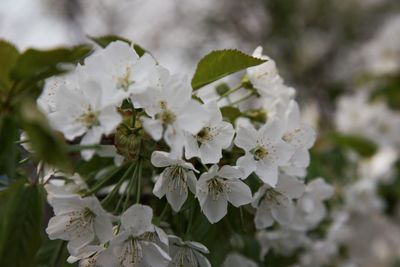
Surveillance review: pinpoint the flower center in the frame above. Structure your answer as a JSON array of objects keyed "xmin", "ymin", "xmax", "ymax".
[
  {"xmin": 78, "ymin": 106, "xmax": 99, "ymax": 128},
  {"xmin": 160, "ymin": 110, "xmax": 176, "ymax": 124},
  {"xmin": 158, "ymin": 101, "xmax": 176, "ymax": 125},
  {"xmin": 65, "ymin": 208, "xmax": 95, "ymax": 237},
  {"xmin": 250, "ymin": 145, "xmax": 268, "ymax": 160},
  {"xmin": 207, "ymin": 177, "xmax": 227, "ymax": 200},
  {"xmin": 120, "ymin": 237, "xmax": 143, "ymax": 266},
  {"xmin": 196, "ymin": 127, "xmax": 214, "ymax": 144},
  {"xmin": 283, "ymin": 128, "xmax": 301, "ymax": 143},
  {"xmin": 116, "ymin": 67, "xmax": 134, "ymax": 91},
  {"xmin": 259, "ymin": 188, "xmax": 283, "ymax": 206},
  {"xmin": 173, "ymin": 247, "xmax": 198, "ymax": 267},
  {"xmin": 165, "ymin": 166, "xmax": 188, "ymax": 196}
]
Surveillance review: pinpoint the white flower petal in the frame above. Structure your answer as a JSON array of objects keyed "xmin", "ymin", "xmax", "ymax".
[
  {"xmin": 121, "ymin": 204, "xmax": 154, "ymax": 236},
  {"xmin": 93, "ymin": 215, "xmax": 113, "ymax": 243},
  {"xmin": 273, "ymin": 140, "xmax": 295, "ymax": 165},
  {"xmin": 218, "ymin": 165, "xmax": 243, "ymax": 179},
  {"xmin": 234, "ymin": 125, "xmax": 258, "ymax": 150},
  {"xmin": 187, "ymin": 171, "xmax": 197, "ymax": 194},
  {"xmin": 201, "ymin": 195, "xmax": 228, "ymax": 224},
  {"xmin": 308, "ymin": 178, "xmax": 334, "ymax": 200},
  {"xmin": 199, "ymin": 141, "xmax": 222, "ymax": 164},
  {"xmin": 178, "ymin": 101, "xmax": 209, "ymax": 134},
  {"xmin": 259, "ymin": 119, "xmax": 284, "ymax": 142},
  {"xmin": 98, "ymin": 106, "xmax": 122, "ymax": 134},
  {"xmin": 276, "ymin": 175, "xmax": 305, "ymax": 199},
  {"xmin": 141, "ymin": 241, "xmax": 171, "ymax": 267},
  {"xmin": 166, "ymin": 183, "xmax": 188, "ymax": 212},
  {"xmin": 151, "ymin": 151, "xmax": 175, "ymax": 167},
  {"xmin": 290, "ymin": 148, "xmax": 310, "ymax": 168},
  {"xmin": 271, "ymin": 197, "xmax": 295, "ymax": 226},
  {"xmin": 142, "ymin": 117, "xmax": 163, "ymax": 141},
  {"xmin": 254, "ymin": 202, "xmax": 274, "ymax": 229},
  {"xmin": 194, "ymin": 251, "xmax": 212, "ymax": 267},
  {"xmin": 153, "ymin": 175, "xmax": 168, "ymax": 198},
  {"xmin": 184, "ymin": 134, "xmax": 200, "ymax": 160},
  {"xmin": 226, "ymin": 180, "xmax": 253, "ymax": 207},
  {"xmin": 236, "ymin": 154, "xmax": 257, "ymax": 179},
  {"xmin": 255, "ymin": 160, "xmax": 279, "ymax": 186},
  {"xmin": 187, "ymin": 241, "xmax": 210, "ymax": 254}
]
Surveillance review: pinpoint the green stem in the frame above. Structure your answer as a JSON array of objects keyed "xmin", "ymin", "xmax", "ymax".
[
  {"xmin": 158, "ymin": 204, "xmax": 170, "ymax": 222},
  {"xmin": 230, "ymin": 92, "xmax": 255, "ymax": 106},
  {"xmin": 122, "ymin": 161, "xmax": 140, "ymax": 211},
  {"xmin": 185, "ymin": 202, "xmax": 196, "ymax": 239},
  {"xmin": 198, "ymin": 159, "xmax": 209, "ymax": 171},
  {"xmin": 52, "ymin": 241, "xmax": 66, "ymax": 267},
  {"xmin": 18, "ymin": 157, "xmax": 31, "ymax": 165},
  {"xmin": 217, "ymin": 84, "xmax": 242, "ymax": 102},
  {"xmin": 67, "ymin": 144, "xmax": 101, "ymax": 152},
  {"xmin": 135, "ymin": 160, "xmax": 143, "ymax": 203},
  {"xmin": 101, "ymin": 164, "xmax": 135, "ymax": 205},
  {"xmin": 85, "ymin": 166, "xmax": 122, "ymax": 197},
  {"xmin": 15, "ymin": 139, "xmax": 30, "ymax": 144}
]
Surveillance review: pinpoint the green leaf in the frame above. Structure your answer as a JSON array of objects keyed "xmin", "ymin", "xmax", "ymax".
[
  {"xmin": 329, "ymin": 133, "xmax": 378, "ymax": 158},
  {"xmin": 18, "ymin": 101, "xmax": 71, "ymax": 171},
  {"xmin": 371, "ymin": 79, "xmax": 400, "ymax": 110},
  {"xmin": 215, "ymin": 83, "xmax": 231, "ymax": 96},
  {"xmin": 191, "ymin": 49, "xmax": 266, "ymax": 90},
  {"xmin": 0, "ymin": 180, "xmax": 44, "ymax": 267},
  {"xmin": 0, "ymin": 40, "xmax": 19, "ymax": 90},
  {"xmin": 242, "ymin": 108, "xmax": 267, "ymax": 123},
  {"xmin": 11, "ymin": 44, "xmax": 93, "ymax": 81},
  {"xmin": 89, "ymin": 35, "xmax": 146, "ymax": 57},
  {"xmin": 220, "ymin": 106, "xmax": 242, "ymax": 123},
  {"xmin": 0, "ymin": 116, "xmax": 19, "ymax": 179}
]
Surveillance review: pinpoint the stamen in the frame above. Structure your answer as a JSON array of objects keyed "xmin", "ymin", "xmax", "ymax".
[
  {"xmin": 196, "ymin": 126, "xmax": 216, "ymax": 144},
  {"xmin": 120, "ymin": 237, "xmax": 143, "ymax": 266},
  {"xmin": 165, "ymin": 166, "xmax": 189, "ymax": 196},
  {"xmin": 65, "ymin": 208, "xmax": 95, "ymax": 238},
  {"xmin": 207, "ymin": 177, "xmax": 228, "ymax": 200},
  {"xmin": 77, "ymin": 106, "xmax": 99, "ymax": 128},
  {"xmin": 116, "ymin": 67, "xmax": 134, "ymax": 91},
  {"xmin": 157, "ymin": 101, "xmax": 176, "ymax": 124},
  {"xmin": 250, "ymin": 145, "xmax": 269, "ymax": 160}
]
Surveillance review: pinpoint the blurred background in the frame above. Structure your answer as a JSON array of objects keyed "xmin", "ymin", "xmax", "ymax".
[{"xmin": 2, "ymin": 0, "xmax": 400, "ymax": 266}]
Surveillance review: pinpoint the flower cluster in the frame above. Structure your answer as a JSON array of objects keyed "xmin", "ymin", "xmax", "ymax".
[{"xmin": 37, "ymin": 41, "xmax": 333, "ymax": 266}]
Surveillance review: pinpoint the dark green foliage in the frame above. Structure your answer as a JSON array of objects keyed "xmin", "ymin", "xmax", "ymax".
[
  {"xmin": 328, "ymin": 132, "xmax": 378, "ymax": 158},
  {"xmin": 89, "ymin": 35, "xmax": 147, "ymax": 57},
  {"xmin": 0, "ymin": 40, "xmax": 20, "ymax": 90},
  {"xmin": 191, "ymin": 49, "xmax": 266, "ymax": 90},
  {"xmin": 11, "ymin": 45, "xmax": 93, "ymax": 81},
  {"xmin": 0, "ymin": 180, "xmax": 44, "ymax": 267}
]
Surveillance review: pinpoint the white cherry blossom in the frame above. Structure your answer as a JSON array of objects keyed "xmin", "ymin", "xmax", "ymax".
[
  {"xmin": 256, "ymin": 228, "xmax": 310, "ymax": 258},
  {"xmin": 196, "ymin": 165, "xmax": 252, "ymax": 223},
  {"xmin": 247, "ymin": 46, "xmax": 295, "ymax": 102},
  {"xmin": 151, "ymin": 151, "xmax": 198, "ymax": 212},
  {"xmin": 281, "ymin": 100, "xmax": 316, "ymax": 177},
  {"xmin": 48, "ymin": 76, "xmax": 122, "ymax": 160},
  {"xmin": 252, "ymin": 174, "xmax": 305, "ymax": 229},
  {"xmin": 184, "ymin": 101, "xmax": 235, "ymax": 164},
  {"xmin": 67, "ymin": 245, "xmax": 110, "ymax": 267},
  {"xmin": 140, "ymin": 73, "xmax": 209, "ymax": 155},
  {"xmin": 292, "ymin": 178, "xmax": 334, "ymax": 230},
  {"xmin": 84, "ymin": 40, "xmax": 159, "ymax": 105},
  {"xmin": 344, "ymin": 178, "xmax": 384, "ymax": 214},
  {"xmin": 46, "ymin": 195, "xmax": 114, "ymax": 255},
  {"xmin": 235, "ymin": 119, "xmax": 294, "ymax": 186},
  {"xmin": 222, "ymin": 253, "xmax": 258, "ymax": 267},
  {"xmin": 98, "ymin": 204, "xmax": 171, "ymax": 267},
  {"xmin": 168, "ymin": 235, "xmax": 211, "ymax": 267}
]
